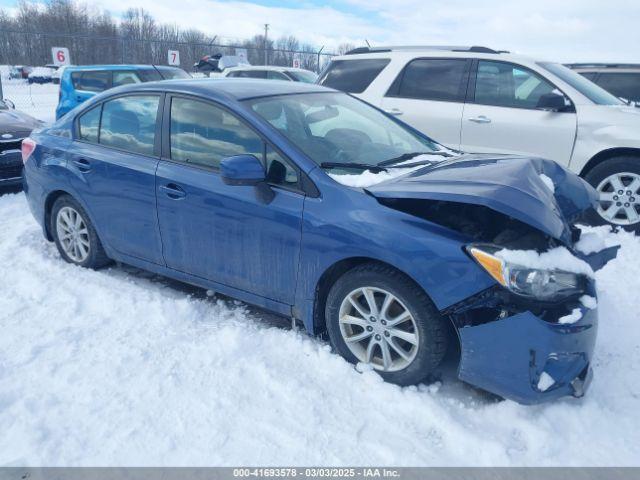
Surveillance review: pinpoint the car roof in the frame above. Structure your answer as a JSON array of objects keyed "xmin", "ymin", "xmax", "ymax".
[
  {"xmin": 64, "ymin": 64, "xmax": 181, "ymax": 72},
  {"xmin": 224, "ymin": 65, "xmax": 312, "ymax": 73},
  {"xmin": 110, "ymin": 77, "xmax": 330, "ymax": 101}
]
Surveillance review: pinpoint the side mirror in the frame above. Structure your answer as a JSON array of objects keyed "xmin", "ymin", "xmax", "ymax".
[
  {"xmin": 220, "ymin": 154, "xmax": 275, "ymax": 204},
  {"xmin": 536, "ymin": 92, "xmax": 568, "ymax": 112},
  {"xmin": 220, "ymin": 154, "xmax": 265, "ymax": 186},
  {"xmin": 3, "ymin": 99, "xmax": 15, "ymax": 109}
]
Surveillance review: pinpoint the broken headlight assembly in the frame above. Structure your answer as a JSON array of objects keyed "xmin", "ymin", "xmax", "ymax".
[{"xmin": 467, "ymin": 245, "xmax": 587, "ymax": 302}]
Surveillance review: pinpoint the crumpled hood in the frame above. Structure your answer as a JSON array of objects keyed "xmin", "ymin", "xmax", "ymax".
[{"xmin": 366, "ymin": 155, "xmax": 598, "ymax": 245}]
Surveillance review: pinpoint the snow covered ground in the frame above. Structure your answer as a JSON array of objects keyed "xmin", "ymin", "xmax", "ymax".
[
  {"xmin": 2, "ymin": 80, "xmax": 58, "ymax": 123},
  {"xmin": 0, "ymin": 192, "xmax": 639, "ymax": 466}
]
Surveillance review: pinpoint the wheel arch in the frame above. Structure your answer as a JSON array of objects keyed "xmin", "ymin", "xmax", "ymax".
[
  {"xmin": 579, "ymin": 147, "xmax": 640, "ymax": 177},
  {"xmin": 43, "ymin": 189, "xmax": 74, "ymax": 241}
]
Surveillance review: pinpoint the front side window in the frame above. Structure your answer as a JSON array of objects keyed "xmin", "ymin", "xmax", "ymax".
[
  {"xmin": 285, "ymin": 70, "xmax": 318, "ymax": 83},
  {"xmin": 248, "ymin": 92, "xmax": 441, "ymax": 168},
  {"xmin": 72, "ymin": 71, "xmax": 110, "ymax": 92},
  {"xmin": 391, "ymin": 59, "xmax": 468, "ymax": 102},
  {"xmin": 170, "ymin": 97, "xmax": 262, "ymax": 169},
  {"xmin": 596, "ymin": 73, "xmax": 640, "ymax": 102},
  {"xmin": 99, "ymin": 95, "xmax": 160, "ymax": 155},
  {"xmin": 78, "ymin": 106, "xmax": 101, "ymax": 143},
  {"xmin": 318, "ymin": 59, "xmax": 390, "ymax": 94},
  {"xmin": 474, "ymin": 61, "xmax": 559, "ymax": 109},
  {"xmin": 113, "ymin": 71, "xmax": 142, "ymax": 87}
]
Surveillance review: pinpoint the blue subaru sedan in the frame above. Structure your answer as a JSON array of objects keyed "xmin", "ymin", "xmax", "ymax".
[{"xmin": 22, "ymin": 79, "xmax": 615, "ymax": 404}]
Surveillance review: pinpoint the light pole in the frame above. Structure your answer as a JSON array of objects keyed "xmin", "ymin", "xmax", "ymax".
[{"xmin": 263, "ymin": 23, "xmax": 269, "ymax": 65}]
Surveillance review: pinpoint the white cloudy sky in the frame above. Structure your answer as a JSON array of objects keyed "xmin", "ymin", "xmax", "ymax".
[{"xmin": 5, "ymin": 0, "xmax": 640, "ymax": 62}]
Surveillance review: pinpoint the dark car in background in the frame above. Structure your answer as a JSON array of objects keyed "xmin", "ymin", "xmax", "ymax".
[
  {"xmin": 0, "ymin": 99, "xmax": 42, "ymax": 188},
  {"xmin": 55, "ymin": 64, "xmax": 191, "ymax": 119},
  {"xmin": 567, "ymin": 64, "xmax": 640, "ymax": 104}
]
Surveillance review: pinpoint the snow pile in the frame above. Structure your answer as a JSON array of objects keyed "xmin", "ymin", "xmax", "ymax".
[
  {"xmin": 496, "ymin": 246, "xmax": 594, "ymax": 276},
  {"xmin": 558, "ymin": 308, "xmax": 582, "ymax": 325},
  {"xmin": 537, "ymin": 372, "xmax": 555, "ymax": 392},
  {"xmin": 0, "ymin": 193, "xmax": 640, "ymax": 466},
  {"xmin": 539, "ymin": 174, "xmax": 555, "ymax": 193}
]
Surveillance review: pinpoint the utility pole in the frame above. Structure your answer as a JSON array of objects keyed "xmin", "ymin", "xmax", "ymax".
[{"xmin": 264, "ymin": 23, "xmax": 269, "ymax": 65}]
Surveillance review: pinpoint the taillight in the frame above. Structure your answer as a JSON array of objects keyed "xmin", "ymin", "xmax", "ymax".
[{"xmin": 21, "ymin": 137, "xmax": 36, "ymax": 164}]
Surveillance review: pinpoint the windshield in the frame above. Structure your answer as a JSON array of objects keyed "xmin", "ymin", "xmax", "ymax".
[
  {"xmin": 285, "ymin": 70, "xmax": 318, "ymax": 83},
  {"xmin": 246, "ymin": 92, "xmax": 441, "ymax": 168},
  {"xmin": 539, "ymin": 62, "xmax": 624, "ymax": 105}
]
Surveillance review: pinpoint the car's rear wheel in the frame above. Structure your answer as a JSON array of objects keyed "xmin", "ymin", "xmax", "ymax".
[
  {"xmin": 583, "ymin": 157, "xmax": 640, "ymax": 231},
  {"xmin": 51, "ymin": 195, "xmax": 110, "ymax": 269},
  {"xmin": 325, "ymin": 263, "xmax": 447, "ymax": 386}
]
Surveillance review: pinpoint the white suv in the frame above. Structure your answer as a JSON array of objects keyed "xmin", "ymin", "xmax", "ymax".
[{"xmin": 318, "ymin": 46, "xmax": 640, "ymax": 229}]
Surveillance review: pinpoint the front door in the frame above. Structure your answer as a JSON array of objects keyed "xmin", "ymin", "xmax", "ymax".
[
  {"xmin": 460, "ymin": 60, "xmax": 577, "ymax": 166},
  {"xmin": 155, "ymin": 95, "xmax": 304, "ymax": 304},
  {"xmin": 380, "ymin": 58, "xmax": 471, "ymax": 148}
]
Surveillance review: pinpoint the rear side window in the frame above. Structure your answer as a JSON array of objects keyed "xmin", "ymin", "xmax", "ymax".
[
  {"xmin": 318, "ymin": 59, "xmax": 390, "ymax": 93},
  {"xmin": 233, "ymin": 70, "xmax": 267, "ymax": 79},
  {"xmin": 77, "ymin": 106, "xmax": 101, "ymax": 143},
  {"xmin": 99, "ymin": 95, "xmax": 160, "ymax": 155},
  {"xmin": 596, "ymin": 73, "xmax": 640, "ymax": 102},
  {"xmin": 388, "ymin": 59, "xmax": 469, "ymax": 102},
  {"xmin": 169, "ymin": 97, "xmax": 262, "ymax": 169},
  {"xmin": 578, "ymin": 72, "xmax": 599, "ymax": 81},
  {"xmin": 137, "ymin": 69, "xmax": 163, "ymax": 82},
  {"xmin": 267, "ymin": 71, "xmax": 289, "ymax": 80},
  {"xmin": 72, "ymin": 71, "xmax": 110, "ymax": 92}
]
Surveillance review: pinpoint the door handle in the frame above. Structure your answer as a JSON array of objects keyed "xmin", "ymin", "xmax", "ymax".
[
  {"xmin": 72, "ymin": 158, "xmax": 91, "ymax": 172},
  {"xmin": 160, "ymin": 183, "xmax": 186, "ymax": 200},
  {"xmin": 385, "ymin": 108, "xmax": 403, "ymax": 116},
  {"xmin": 468, "ymin": 115, "xmax": 492, "ymax": 124}
]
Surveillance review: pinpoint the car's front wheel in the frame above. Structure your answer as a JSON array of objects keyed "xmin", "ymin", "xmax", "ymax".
[
  {"xmin": 584, "ymin": 157, "xmax": 640, "ymax": 231},
  {"xmin": 51, "ymin": 195, "xmax": 110, "ymax": 269},
  {"xmin": 325, "ymin": 263, "xmax": 448, "ymax": 386}
]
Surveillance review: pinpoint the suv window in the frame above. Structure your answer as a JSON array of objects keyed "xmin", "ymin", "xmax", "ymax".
[
  {"xmin": 99, "ymin": 95, "xmax": 160, "ymax": 155},
  {"xmin": 596, "ymin": 73, "xmax": 640, "ymax": 102},
  {"xmin": 78, "ymin": 106, "xmax": 101, "ymax": 143},
  {"xmin": 474, "ymin": 61, "xmax": 557, "ymax": 109},
  {"xmin": 267, "ymin": 71, "xmax": 289, "ymax": 80},
  {"xmin": 113, "ymin": 71, "xmax": 142, "ymax": 87},
  {"xmin": 72, "ymin": 70, "xmax": 110, "ymax": 92},
  {"xmin": 170, "ymin": 97, "xmax": 262, "ymax": 169},
  {"xmin": 389, "ymin": 58, "xmax": 468, "ymax": 102},
  {"xmin": 318, "ymin": 59, "xmax": 390, "ymax": 94},
  {"xmin": 229, "ymin": 70, "xmax": 267, "ymax": 79}
]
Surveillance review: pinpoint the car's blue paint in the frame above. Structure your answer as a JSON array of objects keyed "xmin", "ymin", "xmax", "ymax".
[
  {"xmin": 368, "ymin": 155, "xmax": 598, "ymax": 245},
  {"xmin": 220, "ymin": 154, "xmax": 266, "ymax": 185},
  {"xmin": 24, "ymin": 78, "xmax": 605, "ymax": 404}
]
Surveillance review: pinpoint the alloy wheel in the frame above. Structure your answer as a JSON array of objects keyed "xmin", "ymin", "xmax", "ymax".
[
  {"xmin": 338, "ymin": 286, "xmax": 419, "ymax": 372},
  {"xmin": 56, "ymin": 206, "xmax": 91, "ymax": 263},
  {"xmin": 596, "ymin": 172, "xmax": 640, "ymax": 225}
]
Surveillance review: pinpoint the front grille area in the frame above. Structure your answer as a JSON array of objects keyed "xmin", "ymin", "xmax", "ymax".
[
  {"xmin": 0, "ymin": 164, "xmax": 22, "ymax": 180},
  {"xmin": 0, "ymin": 139, "xmax": 23, "ymax": 153}
]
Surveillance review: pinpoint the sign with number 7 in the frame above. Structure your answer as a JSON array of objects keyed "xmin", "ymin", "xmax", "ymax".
[{"xmin": 168, "ymin": 50, "xmax": 180, "ymax": 66}]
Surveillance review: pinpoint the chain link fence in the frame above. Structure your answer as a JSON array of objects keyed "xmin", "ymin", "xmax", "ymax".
[{"xmin": 0, "ymin": 30, "xmax": 335, "ymax": 121}]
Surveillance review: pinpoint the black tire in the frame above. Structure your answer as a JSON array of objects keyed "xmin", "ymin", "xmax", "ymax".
[
  {"xmin": 583, "ymin": 157, "xmax": 640, "ymax": 232},
  {"xmin": 325, "ymin": 262, "xmax": 448, "ymax": 386},
  {"xmin": 50, "ymin": 195, "xmax": 111, "ymax": 269}
]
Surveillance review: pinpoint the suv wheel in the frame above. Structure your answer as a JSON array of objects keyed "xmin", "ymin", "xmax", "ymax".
[
  {"xmin": 325, "ymin": 263, "xmax": 447, "ymax": 386},
  {"xmin": 584, "ymin": 157, "xmax": 640, "ymax": 231},
  {"xmin": 51, "ymin": 195, "xmax": 111, "ymax": 268}
]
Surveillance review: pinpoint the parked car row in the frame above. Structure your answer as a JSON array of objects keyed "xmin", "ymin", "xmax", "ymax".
[{"xmin": 318, "ymin": 46, "xmax": 640, "ymax": 229}]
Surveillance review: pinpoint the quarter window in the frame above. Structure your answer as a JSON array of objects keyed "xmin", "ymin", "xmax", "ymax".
[
  {"xmin": 392, "ymin": 59, "xmax": 469, "ymax": 102},
  {"xmin": 318, "ymin": 59, "xmax": 390, "ymax": 94},
  {"xmin": 170, "ymin": 97, "xmax": 262, "ymax": 169},
  {"xmin": 474, "ymin": 61, "xmax": 558, "ymax": 109},
  {"xmin": 77, "ymin": 106, "xmax": 101, "ymax": 143},
  {"xmin": 99, "ymin": 95, "xmax": 160, "ymax": 155}
]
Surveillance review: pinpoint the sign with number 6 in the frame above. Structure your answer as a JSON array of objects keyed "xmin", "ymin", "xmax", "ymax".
[
  {"xmin": 51, "ymin": 47, "xmax": 70, "ymax": 66},
  {"xmin": 168, "ymin": 50, "xmax": 180, "ymax": 66}
]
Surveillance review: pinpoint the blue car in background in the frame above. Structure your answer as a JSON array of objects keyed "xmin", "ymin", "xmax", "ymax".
[
  {"xmin": 23, "ymin": 79, "xmax": 617, "ymax": 404},
  {"xmin": 55, "ymin": 64, "xmax": 190, "ymax": 119}
]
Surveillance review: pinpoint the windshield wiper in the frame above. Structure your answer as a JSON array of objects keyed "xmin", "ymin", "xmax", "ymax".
[
  {"xmin": 377, "ymin": 150, "xmax": 454, "ymax": 167},
  {"xmin": 320, "ymin": 162, "xmax": 387, "ymax": 173}
]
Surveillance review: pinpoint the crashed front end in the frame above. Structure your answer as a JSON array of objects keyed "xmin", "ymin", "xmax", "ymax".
[{"xmin": 368, "ymin": 155, "xmax": 618, "ymax": 404}]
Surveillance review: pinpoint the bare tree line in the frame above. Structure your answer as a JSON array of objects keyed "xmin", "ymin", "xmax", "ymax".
[{"xmin": 0, "ymin": 0, "xmax": 348, "ymax": 71}]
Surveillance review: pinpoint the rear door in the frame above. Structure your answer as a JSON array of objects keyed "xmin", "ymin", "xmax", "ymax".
[
  {"xmin": 380, "ymin": 58, "xmax": 471, "ymax": 148},
  {"xmin": 66, "ymin": 93, "xmax": 164, "ymax": 264},
  {"xmin": 460, "ymin": 60, "xmax": 577, "ymax": 165}
]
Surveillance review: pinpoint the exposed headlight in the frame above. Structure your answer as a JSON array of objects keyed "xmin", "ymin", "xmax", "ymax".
[{"xmin": 467, "ymin": 245, "xmax": 586, "ymax": 301}]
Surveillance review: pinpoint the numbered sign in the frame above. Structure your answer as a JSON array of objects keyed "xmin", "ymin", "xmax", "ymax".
[
  {"xmin": 167, "ymin": 50, "xmax": 180, "ymax": 66},
  {"xmin": 51, "ymin": 47, "xmax": 70, "ymax": 66},
  {"xmin": 292, "ymin": 55, "xmax": 301, "ymax": 69},
  {"xmin": 235, "ymin": 48, "xmax": 248, "ymax": 63}
]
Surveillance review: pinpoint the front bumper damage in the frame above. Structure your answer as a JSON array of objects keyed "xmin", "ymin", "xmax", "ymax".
[{"xmin": 450, "ymin": 283, "xmax": 598, "ymax": 404}]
